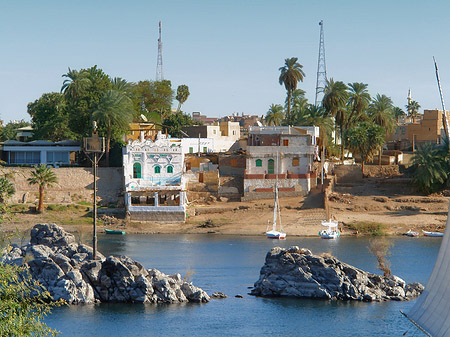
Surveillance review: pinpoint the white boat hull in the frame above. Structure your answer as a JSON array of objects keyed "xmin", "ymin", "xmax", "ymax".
[
  {"xmin": 319, "ymin": 230, "xmax": 340, "ymax": 239},
  {"xmin": 422, "ymin": 230, "xmax": 444, "ymax": 237},
  {"xmin": 266, "ymin": 230, "xmax": 286, "ymax": 239}
]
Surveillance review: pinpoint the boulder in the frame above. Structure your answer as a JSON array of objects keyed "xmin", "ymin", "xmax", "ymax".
[
  {"xmin": 3, "ymin": 223, "xmax": 210, "ymax": 305},
  {"xmin": 250, "ymin": 246, "xmax": 423, "ymax": 302}
]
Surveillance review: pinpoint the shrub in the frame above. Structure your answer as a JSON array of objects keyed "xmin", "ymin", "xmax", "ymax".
[
  {"xmin": 368, "ymin": 238, "xmax": 393, "ymax": 277},
  {"xmin": 347, "ymin": 222, "xmax": 386, "ymax": 236}
]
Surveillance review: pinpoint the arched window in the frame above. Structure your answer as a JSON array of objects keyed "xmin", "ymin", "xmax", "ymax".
[
  {"xmin": 167, "ymin": 165, "xmax": 173, "ymax": 174},
  {"xmin": 154, "ymin": 165, "xmax": 161, "ymax": 174},
  {"xmin": 255, "ymin": 159, "xmax": 262, "ymax": 167},
  {"xmin": 268, "ymin": 159, "xmax": 274, "ymax": 174},
  {"xmin": 133, "ymin": 163, "xmax": 141, "ymax": 179}
]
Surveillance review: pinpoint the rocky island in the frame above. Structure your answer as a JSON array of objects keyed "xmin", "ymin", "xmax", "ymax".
[
  {"xmin": 2, "ymin": 223, "xmax": 210, "ymax": 304},
  {"xmin": 251, "ymin": 246, "xmax": 424, "ymax": 302}
]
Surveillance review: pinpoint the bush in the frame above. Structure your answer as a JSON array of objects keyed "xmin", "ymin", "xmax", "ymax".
[
  {"xmin": 368, "ymin": 238, "xmax": 393, "ymax": 277},
  {"xmin": 347, "ymin": 222, "xmax": 386, "ymax": 236}
]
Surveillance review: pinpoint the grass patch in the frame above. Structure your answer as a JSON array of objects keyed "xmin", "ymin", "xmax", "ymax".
[
  {"xmin": 77, "ymin": 201, "xmax": 91, "ymax": 206},
  {"xmin": 347, "ymin": 221, "xmax": 387, "ymax": 236},
  {"xmin": 9, "ymin": 204, "xmax": 30, "ymax": 213}
]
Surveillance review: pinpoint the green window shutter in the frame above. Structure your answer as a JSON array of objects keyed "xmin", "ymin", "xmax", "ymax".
[
  {"xmin": 167, "ymin": 166, "xmax": 173, "ymax": 174},
  {"xmin": 256, "ymin": 159, "xmax": 262, "ymax": 167},
  {"xmin": 133, "ymin": 163, "xmax": 141, "ymax": 178},
  {"xmin": 154, "ymin": 166, "xmax": 161, "ymax": 174}
]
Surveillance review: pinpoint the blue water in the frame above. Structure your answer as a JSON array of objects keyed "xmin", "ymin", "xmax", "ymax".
[{"xmin": 45, "ymin": 235, "xmax": 441, "ymax": 336}]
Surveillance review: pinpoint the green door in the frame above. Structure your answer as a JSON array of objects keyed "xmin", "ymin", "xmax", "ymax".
[{"xmin": 268, "ymin": 159, "xmax": 274, "ymax": 174}]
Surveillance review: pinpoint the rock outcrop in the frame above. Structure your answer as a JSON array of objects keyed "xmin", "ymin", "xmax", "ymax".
[
  {"xmin": 2, "ymin": 224, "xmax": 210, "ymax": 304},
  {"xmin": 250, "ymin": 246, "xmax": 423, "ymax": 302}
]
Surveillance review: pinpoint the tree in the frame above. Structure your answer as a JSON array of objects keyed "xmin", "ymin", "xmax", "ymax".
[
  {"xmin": 368, "ymin": 238, "xmax": 393, "ymax": 277},
  {"xmin": 406, "ymin": 100, "xmax": 421, "ymax": 123},
  {"xmin": 345, "ymin": 122, "xmax": 385, "ymax": 173},
  {"xmin": 27, "ymin": 165, "xmax": 58, "ymax": 213},
  {"xmin": 411, "ymin": 142, "xmax": 449, "ymax": 194},
  {"xmin": 368, "ymin": 94, "xmax": 395, "ymax": 165},
  {"xmin": 62, "ymin": 66, "xmax": 112, "ymax": 138},
  {"xmin": 0, "ymin": 177, "xmax": 15, "ymax": 205},
  {"xmin": 130, "ymin": 80, "xmax": 174, "ymax": 120},
  {"xmin": 176, "ymin": 85, "xmax": 190, "ymax": 112},
  {"xmin": 346, "ymin": 82, "xmax": 371, "ymax": 129},
  {"xmin": 279, "ymin": 58, "xmax": 305, "ymax": 124},
  {"xmin": 265, "ymin": 104, "xmax": 284, "ymax": 126},
  {"xmin": 0, "ymin": 262, "xmax": 60, "ymax": 336},
  {"xmin": 27, "ymin": 92, "xmax": 75, "ymax": 141},
  {"xmin": 92, "ymin": 89, "xmax": 135, "ymax": 165},
  {"xmin": 322, "ymin": 79, "xmax": 349, "ymax": 160},
  {"xmin": 393, "ymin": 106, "xmax": 406, "ymax": 122},
  {"xmin": 1, "ymin": 120, "xmax": 31, "ymax": 141},
  {"xmin": 163, "ymin": 112, "xmax": 195, "ymax": 138}
]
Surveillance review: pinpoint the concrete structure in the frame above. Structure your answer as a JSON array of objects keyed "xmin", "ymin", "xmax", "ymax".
[
  {"xmin": 192, "ymin": 112, "xmax": 217, "ymax": 125},
  {"xmin": 123, "ymin": 132, "xmax": 186, "ymax": 222},
  {"xmin": 2, "ymin": 140, "xmax": 80, "ymax": 166},
  {"xmin": 124, "ymin": 121, "xmax": 158, "ymax": 143},
  {"xmin": 16, "ymin": 126, "xmax": 34, "ymax": 142},
  {"xmin": 182, "ymin": 121, "xmax": 240, "ymax": 153},
  {"xmin": 243, "ymin": 126, "xmax": 318, "ymax": 200}
]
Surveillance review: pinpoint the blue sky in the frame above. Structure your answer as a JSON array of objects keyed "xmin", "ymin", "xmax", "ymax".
[{"xmin": 1, "ymin": 0, "xmax": 450, "ymax": 123}]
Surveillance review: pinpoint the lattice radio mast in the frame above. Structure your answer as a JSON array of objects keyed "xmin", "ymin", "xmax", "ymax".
[
  {"xmin": 315, "ymin": 20, "xmax": 327, "ymax": 106},
  {"xmin": 156, "ymin": 21, "xmax": 164, "ymax": 81}
]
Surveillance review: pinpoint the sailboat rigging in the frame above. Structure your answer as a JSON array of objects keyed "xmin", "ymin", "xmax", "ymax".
[{"xmin": 266, "ymin": 151, "xmax": 286, "ymax": 239}]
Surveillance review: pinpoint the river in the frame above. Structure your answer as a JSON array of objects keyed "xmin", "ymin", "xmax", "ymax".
[{"xmin": 45, "ymin": 234, "xmax": 439, "ymax": 336}]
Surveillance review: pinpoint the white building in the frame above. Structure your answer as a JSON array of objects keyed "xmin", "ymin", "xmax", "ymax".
[
  {"xmin": 123, "ymin": 132, "xmax": 186, "ymax": 222},
  {"xmin": 181, "ymin": 121, "xmax": 240, "ymax": 153},
  {"xmin": 243, "ymin": 126, "xmax": 318, "ymax": 200}
]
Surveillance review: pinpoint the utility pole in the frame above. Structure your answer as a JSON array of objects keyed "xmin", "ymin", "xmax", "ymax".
[
  {"xmin": 315, "ymin": 20, "xmax": 327, "ymax": 106},
  {"xmin": 156, "ymin": 21, "xmax": 164, "ymax": 81}
]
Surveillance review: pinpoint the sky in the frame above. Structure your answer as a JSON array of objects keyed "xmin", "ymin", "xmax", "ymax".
[{"xmin": 1, "ymin": 0, "xmax": 450, "ymax": 123}]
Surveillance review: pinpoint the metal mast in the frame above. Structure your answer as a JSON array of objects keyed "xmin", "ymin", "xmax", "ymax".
[
  {"xmin": 315, "ymin": 20, "xmax": 327, "ymax": 106},
  {"xmin": 156, "ymin": 21, "xmax": 164, "ymax": 81},
  {"xmin": 434, "ymin": 56, "xmax": 450, "ymax": 140}
]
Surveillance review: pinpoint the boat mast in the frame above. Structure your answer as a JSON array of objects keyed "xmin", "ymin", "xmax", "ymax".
[{"xmin": 433, "ymin": 57, "xmax": 450, "ymax": 140}]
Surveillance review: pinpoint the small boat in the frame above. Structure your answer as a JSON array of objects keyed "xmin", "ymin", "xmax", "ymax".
[
  {"xmin": 422, "ymin": 230, "xmax": 444, "ymax": 237},
  {"xmin": 105, "ymin": 228, "xmax": 126, "ymax": 235},
  {"xmin": 319, "ymin": 220, "xmax": 340, "ymax": 239},
  {"xmin": 404, "ymin": 229, "xmax": 419, "ymax": 237},
  {"xmin": 266, "ymin": 152, "xmax": 286, "ymax": 240}
]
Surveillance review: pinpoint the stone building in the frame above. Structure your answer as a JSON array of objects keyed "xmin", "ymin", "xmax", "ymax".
[
  {"xmin": 123, "ymin": 132, "xmax": 186, "ymax": 222},
  {"xmin": 243, "ymin": 126, "xmax": 318, "ymax": 200},
  {"xmin": 182, "ymin": 121, "xmax": 240, "ymax": 153}
]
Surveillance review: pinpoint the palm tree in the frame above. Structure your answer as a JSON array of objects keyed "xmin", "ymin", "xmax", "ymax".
[
  {"xmin": 411, "ymin": 142, "xmax": 448, "ymax": 194},
  {"xmin": 111, "ymin": 77, "xmax": 132, "ymax": 94},
  {"xmin": 393, "ymin": 106, "xmax": 406, "ymax": 122},
  {"xmin": 92, "ymin": 90, "xmax": 135, "ymax": 165},
  {"xmin": 176, "ymin": 85, "xmax": 190, "ymax": 112},
  {"xmin": 61, "ymin": 68, "xmax": 91, "ymax": 101},
  {"xmin": 368, "ymin": 94, "xmax": 395, "ymax": 165},
  {"xmin": 406, "ymin": 100, "xmax": 421, "ymax": 123},
  {"xmin": 346, "ymin": 82, "xmax": 371, "ymax": 129},
  {"xmin": 0, "ymin": 177, "xmax": 15, "ymax": 204},
  {"xmin": 279, "ymin": 58, "xmax": 305, "ymax": 124},
  {"xmin": 27, "ymin": 165, "xmax": 58, "ymax": 213},
  {"xmin": 322, "ymin": 79, "xmax": 349, "ymax": 160},
  {"xmin": 265, "ymin": 104, "xmax": 285, "ymax": 126}
]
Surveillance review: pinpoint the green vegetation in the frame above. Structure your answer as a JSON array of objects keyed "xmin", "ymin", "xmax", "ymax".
[
  {"xmin": 347, "ymin": 221, "xmax": 387, "ymax": 236},
  {"xmin": 176, "ymin": 84, "xmax": 190, "ymax": 112},
  {"xmin": 265, "ymin": 104, "xmax": 285, "ymax": 126},
  {"xmin": 368, "ymin": 238, "xmax": 393, "ymax": 277},
  {"xmin": 279, "ymin": 57, "xmax": 305, "ymax": 124},
  {"xmin": 27, "ymin": 165, "xmax": 58, "ymax": 213},
  {"xmin": 0, "ymin": 120, "xmax": 31, "ymax": 141}
]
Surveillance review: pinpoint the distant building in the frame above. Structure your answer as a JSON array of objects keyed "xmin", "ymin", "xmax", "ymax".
[
  {"xmin": 390, "ymin": 109, "xmax": 444, "ymax": 150},
  {"xmin": 16, "ymin": 126, "xmax": 34, "ymax": 142},
  {"xmin": 219, "ymin": 113, "xmax": 262, "ymax": 129},
  {"xmin": 1, "ymin": 140, "xmax": 80, "ymax": 166},
  {"xmin": 243, "ymin": 126, "xmax": 318, "ymax": 200},
  {"xmin": 192, "ymin": 112, "xmax": 217, "ymax": 125},
  {"xmin": 182, "ymin": 121, "xmax": 240, "ymax": 153},
  {"xmin": 124, "ymin": 118, "xmax": 158, "ymax": 143},
  {"xmin": 123, "ymin": 132, "xmax": 186, "ymax": 222}
]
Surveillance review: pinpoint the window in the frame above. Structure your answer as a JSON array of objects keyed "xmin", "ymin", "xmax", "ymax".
[
  {"xmin": 189, "ymin": 147, "xmax": 193, "ymax": 153},
  {"xmin": 268, "ymin": 159, "xmax": 274, "ymax": 174},
  {"xmin": 401, "ymin": 128, "xmax": 406, "ymax": 134},
  {"xmin": 232, "ymin": 130, "xmax": 236, "ymax": 135},
  {"xmin": 292, "ymin": 158, "xmax": 299, "ymax": 166},
  {"xmin": 230, "ymin": 159, "xmax": 237, "ymax": 167},
  {"xmin": 154, "ymin": 165, "xmax": 161, "ymax": 174},
  {"xmin": 167, "ymin": 165, "xmax": 173, "ymax": 174},
  {"xmin": 256, "ymin": 159, "xmax": 262, "ymax": 167},
  {"xmin": 283, "ymin": 139, "xmax": 289, "ymax": 146},
  {"xmin": 9, "ymin": 151, "xmax": 40, "ymax": 164},
  {"xmin": 203, "ymin": 147, "xmax": 207, "ymax": 153},
  {"xmin": 213, "ymin": 130, "xmax": 217, "ymax": 134},
  {"xmin": 47, "ymin": 151, "xmax": 69, "ymax": 164},
  {"xmin": 133, "ymin": 163, "xmax": 141, "ymax": 178}
]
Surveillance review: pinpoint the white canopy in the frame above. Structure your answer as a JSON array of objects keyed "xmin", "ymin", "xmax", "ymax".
[{"xmin": 321, "ymin": 220, "xmax": 338, "ymax": 228}]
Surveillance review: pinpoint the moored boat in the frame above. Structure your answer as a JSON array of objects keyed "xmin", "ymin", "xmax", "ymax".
[
  {"xmin": 404, "ymin": 229, "xmax": 419, "ymax": 237},
  {"xmin": 319, "ymin": 220, "xmax": 340, "ymax": 239},
  {"xmin": 105, "ymin": 228, "xmax": 126, "ymax": 235},
  {"xmin": 422, "ymin": 230, "xmax": 443, "ymax": 237}
]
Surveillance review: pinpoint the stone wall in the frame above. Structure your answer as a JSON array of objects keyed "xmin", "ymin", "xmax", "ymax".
[
  {"xmin": 334, "ymin": 165, "xmax": 363, "ymax": 184},
  {"xmin": 1, "ymin": 167, "xmax": 124, "ymax": 206}
]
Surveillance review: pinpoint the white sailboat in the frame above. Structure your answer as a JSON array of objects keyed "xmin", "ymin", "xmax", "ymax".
[
  {"xmin": 266, "ymin": 183, "xmax": 286, "ymax": 239},
  {"xmin": 266, "ymin": 151, "xmax": 286, "ymax": 239},
  {"xmin": 319, "ymin": 220, "xmax": 340, "ymax": 239}
]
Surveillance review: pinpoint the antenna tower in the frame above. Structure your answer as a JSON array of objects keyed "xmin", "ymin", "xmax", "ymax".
[
  {"xmin": 156, "ymin": 21, "xmax": 164, "ymax": 81},
  {"xmin": 315, "ymin": 20, "xmax": 327, "ymax": 106}
]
